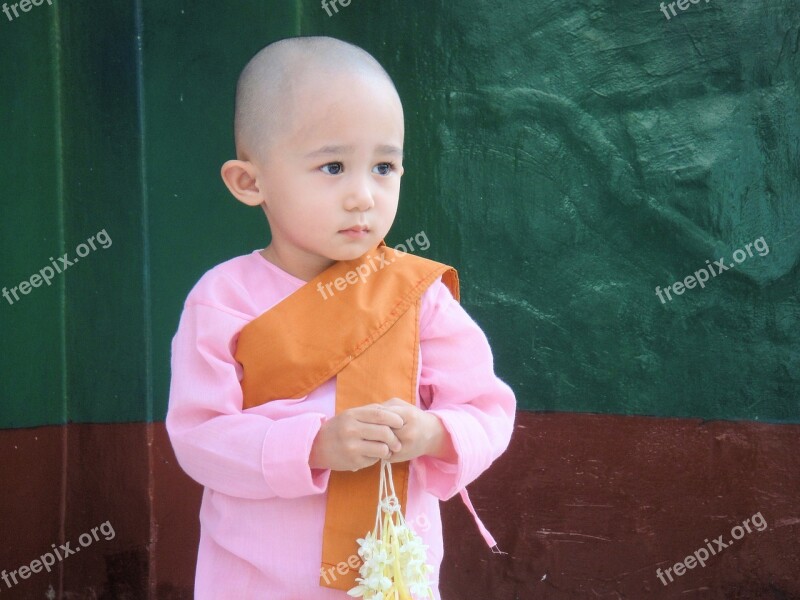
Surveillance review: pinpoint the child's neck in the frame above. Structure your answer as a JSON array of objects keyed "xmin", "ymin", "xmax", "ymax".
[{"xmin": 260, "ymin": 245, "xmax": 336, "ymax": 282}]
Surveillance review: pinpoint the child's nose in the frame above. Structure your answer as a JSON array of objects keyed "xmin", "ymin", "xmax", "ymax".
[{"xmin": 343, "ymin": 174, "xmax": 375, "ymax": 211}]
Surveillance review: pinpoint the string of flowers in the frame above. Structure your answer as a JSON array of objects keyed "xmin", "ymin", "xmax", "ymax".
[{"xmin": 347, "ymin": 459, "xmax": 435, "ymax": 600}]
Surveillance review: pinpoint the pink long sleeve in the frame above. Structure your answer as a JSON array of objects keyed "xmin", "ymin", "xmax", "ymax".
[
  {"xmin": 412, "ymin": 279, "xmax": 516, "ymax": 501},
  {"xmin": 167, "ymin": 276, "xmax": 331, "ymax": 501}
]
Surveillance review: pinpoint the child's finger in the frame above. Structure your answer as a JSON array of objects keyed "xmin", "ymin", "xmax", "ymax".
[
  {"xmin": 360, "ymin": 439, "xmax": 396, "ymax": 460},
  {"xmin": 380, "ymin": 398, "xmax": 414, "ymax": 417},
  {"xmin": 355, "ymin": 404, "xmax": 405, "ymax": 429},
  {"xmin": 381, "ymin": 404, "xmax": 422, "ymax": 431},
  {"xmin": 380, "ymin": 397, "xmax": 410, "ymax": 411},
  {"xmin": 378, "ymin": 400, "xmax": 409, "ymax": 415},
  {"xmin": 359, "ymin": 423, "xmax": 402, "ymax": 452}
]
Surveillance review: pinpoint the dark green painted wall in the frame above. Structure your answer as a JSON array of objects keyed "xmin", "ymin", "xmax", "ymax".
[{"xmin": 1, "ymin": 1, "xmax": 798, "ymax": 428}]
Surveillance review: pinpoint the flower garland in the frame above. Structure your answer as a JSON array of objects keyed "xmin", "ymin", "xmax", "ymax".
[{"xmin": 348, "ymin": 460, "xmax": 435, "ymax": 600}]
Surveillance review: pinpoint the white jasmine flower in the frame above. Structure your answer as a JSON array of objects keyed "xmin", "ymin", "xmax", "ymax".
[{"xmin": 348, "ymin": 460, "xmax": 436, "ymax": 600}]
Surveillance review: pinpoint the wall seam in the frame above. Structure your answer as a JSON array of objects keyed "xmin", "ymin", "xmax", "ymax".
[
  {"xmin": 49, "ymin": 2, "xmax": 67, "ymax": 598},
  {"xmin": 132, "ymin": 0, "xmax": 156, "ymax": 597}
]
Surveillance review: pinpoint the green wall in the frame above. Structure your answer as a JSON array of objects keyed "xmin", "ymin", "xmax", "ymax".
[{"xmin": 1, "ymin": 0, "xmax": 798, "ymax": 428}]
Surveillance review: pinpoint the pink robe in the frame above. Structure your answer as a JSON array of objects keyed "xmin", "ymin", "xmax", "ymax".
[{"xmin": 167, "ymin": 250, "xmax": 516, "ymax": 599}]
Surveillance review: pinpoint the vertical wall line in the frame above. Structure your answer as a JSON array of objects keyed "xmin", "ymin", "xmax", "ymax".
[
  {"xmin": 294, "ymin": 0, "xmax": 303, "ymax": 36},
  {"xmin": 134, "ymin": 0, "xmax": 152, "ymax": 431},
  {"xmin": 133, "ymin": 0, "xmax": 156, "ymax": 597},
  {"xmin": 49, "ymin": 2, "xmax": 67, "ymax": 598}
]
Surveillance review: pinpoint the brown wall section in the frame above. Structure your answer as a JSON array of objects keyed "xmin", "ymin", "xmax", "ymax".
[
  {"xmin": 441, "ymin": 412, "xmax": 800, "ymax": 599},
  {"xmin": 0, "ymin": 424, "xmax": 200, "ymax": 600},
  {"xmin": 0, "ymin": 413, "xmax": 798, "ymax": 599}
]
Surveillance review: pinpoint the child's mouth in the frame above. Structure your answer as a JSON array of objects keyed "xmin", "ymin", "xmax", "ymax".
[{"xmin": 340, "ymin": 226, "xmax": 369, "ymax": 238}]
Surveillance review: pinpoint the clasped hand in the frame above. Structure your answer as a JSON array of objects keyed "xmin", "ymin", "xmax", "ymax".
[{"xmin": 308, "ymin": 397, "xmax": 443, "ymax": 472}]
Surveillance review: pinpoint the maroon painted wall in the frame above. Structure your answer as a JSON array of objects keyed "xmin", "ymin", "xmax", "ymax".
[{"xmin": 2, "ymin": 413, "xmax": 797, "ymax": 598}]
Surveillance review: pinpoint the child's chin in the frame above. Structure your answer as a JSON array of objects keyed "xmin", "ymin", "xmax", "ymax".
[
  {"xmin": 335, "ymin": 247, "xmax": 371, "ymax": 262},
  {"xmin": 331, "ymin": 241, "xmax": 375, "ymax": 261}
]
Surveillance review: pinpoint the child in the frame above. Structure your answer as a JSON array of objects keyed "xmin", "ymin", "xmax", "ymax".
[{"xmin": 167, "ymin": 36, "xmax": 516, "ymax": 599}]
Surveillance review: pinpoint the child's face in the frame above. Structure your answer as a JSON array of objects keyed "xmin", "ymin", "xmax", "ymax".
[{"xmin": 256, "ymin": 72, "xmax": 404, "ymax": 273}]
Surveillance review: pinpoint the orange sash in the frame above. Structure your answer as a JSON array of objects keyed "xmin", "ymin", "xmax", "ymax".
[{"xmin": 234, "ymin": 242, "xmax": 459, "ymax": 591}]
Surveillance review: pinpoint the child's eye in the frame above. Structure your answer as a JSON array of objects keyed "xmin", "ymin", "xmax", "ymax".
[
  {"xmin": 321, "ymin": 162, "xmax": 343, "ymax": 175},
  {"xmin": 373, "ymin": 162, "xmax": 395, "ymax": 176}
]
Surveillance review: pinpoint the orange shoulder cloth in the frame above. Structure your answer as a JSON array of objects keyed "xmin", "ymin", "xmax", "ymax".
[{"xmin": 234, "ymin": 242, "xmax": 459, "ymax": 591}]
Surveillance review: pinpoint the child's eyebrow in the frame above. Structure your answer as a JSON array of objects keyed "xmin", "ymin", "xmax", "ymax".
[
  {"xmin": 304, "ymin": 144, "xmax": 403, "ymax": 159},
  {"xmin": 377, "ymin": 144, "xmax": 404, "ymax": 158}
]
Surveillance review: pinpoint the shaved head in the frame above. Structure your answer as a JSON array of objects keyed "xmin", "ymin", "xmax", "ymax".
[{"xmin": 234, "ymin": 36, "xmax": 399, "ymax": 163}]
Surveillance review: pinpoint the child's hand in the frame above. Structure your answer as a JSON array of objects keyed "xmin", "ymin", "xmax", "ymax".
[
  {"xmin": 309, "ymin": 404, "xmax": 404, "ymax": 472},
  {"xmin": 379, "ymin": 398, "xmax": 457, "ymax": 464}
]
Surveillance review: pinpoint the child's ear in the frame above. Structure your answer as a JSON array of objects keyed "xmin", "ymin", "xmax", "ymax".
[{"xmin": 221, "ymin": 160, "xmax": 265, "ymax": 207}]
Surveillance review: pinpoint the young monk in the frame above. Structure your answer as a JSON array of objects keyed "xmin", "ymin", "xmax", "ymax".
[{"xmin": 166, "ymin": 36, "xmax": 516, "ymax": 599}]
